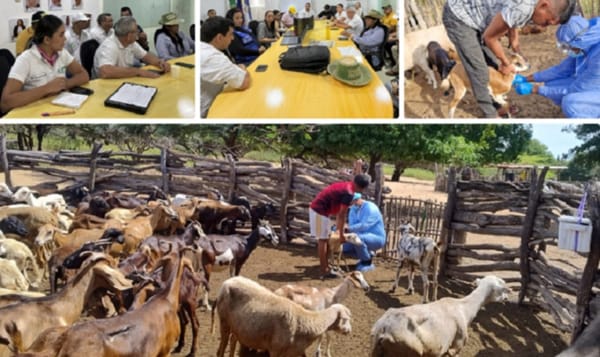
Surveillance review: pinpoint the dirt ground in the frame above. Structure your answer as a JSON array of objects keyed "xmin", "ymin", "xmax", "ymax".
[
  {"xmin": 2, "ymin": 171, "xmax": 572, "ymax": 356},
  {"xmin": 404, "ymin": 25, "xmax": 566, "ymax": 119},
  {"xmin": 175, "ymin": 177, "xmax": 572, "ymax": 357}
]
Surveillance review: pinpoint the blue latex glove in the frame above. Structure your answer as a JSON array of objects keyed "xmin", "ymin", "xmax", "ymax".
[
  {"xmin": 512, "ymin": 74, "xmax": 528, "ymax": 86},
  {"xmin": 516, "ymin": 82, "xmax": 534, "ymax": 95}
]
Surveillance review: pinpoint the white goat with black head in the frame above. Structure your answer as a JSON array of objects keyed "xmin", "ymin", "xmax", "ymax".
[{"xmin": 389, "ymin": 222, "xmax": 440, "ymax": 303}]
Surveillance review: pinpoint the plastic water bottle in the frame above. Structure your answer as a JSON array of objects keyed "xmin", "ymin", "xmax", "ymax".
[{"xmin": 326, "ymin": 22, "xmax": 330, "ymax": 40}]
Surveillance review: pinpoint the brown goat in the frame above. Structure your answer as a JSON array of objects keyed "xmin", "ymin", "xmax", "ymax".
[
  {"xmin": 191, "ymin": 198, "xmax": 251, "ymax": 234},
  {"xmin": 22, "ymin": 249, "xmax": 187, "ymax": 357},
  {"xmin": 0, "ymin": 253, "xmax": 131, "ymax": 357}
]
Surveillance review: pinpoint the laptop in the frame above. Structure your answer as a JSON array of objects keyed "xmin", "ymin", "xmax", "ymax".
[{"xmin": 281, "ymin": 17, "xmax": 311, "ymax": 46}]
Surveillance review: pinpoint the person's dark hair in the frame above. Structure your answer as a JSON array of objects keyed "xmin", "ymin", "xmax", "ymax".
[
  {"xmin": 226, "ymin": 8, "xmax": 244, "ymax": 27},
  {"xmin": 208, "ymin": 9, "xmax": 216, "ymax": 14},
  {"xmin": 201, "ymin": 16, "xmax": 233, "ymax": 43},
  {"xmin": 337, "ymin": 3, "xmax": 344, "ymax": 9},
  {"xmin": 353, "ymin": 174, "xmax": 370, "ymax": 189},
  {"xmin": 161, "ymin": 23, "xmax": 185, "ymax": 54},
  {"xmin": 273, "ymin": 9, "xmax": 280, "ymax": 16},
  {"xmin": 120, "ymin": 6, "xmax": 132, "ymax": 15},
  {"xmin": 557, "ymin": 0, "xmax": 577, "ymax": 24},
  {"xmin": 264, "ymin": 10, "xmax": 275, "ymax": 32},
  {"xmin": 97, "ymin": 13, "xmax": 111, "ymax": 26},
  {"xmin": 32, "ymin": 14, "xmax": 62, "ymax": 45}
]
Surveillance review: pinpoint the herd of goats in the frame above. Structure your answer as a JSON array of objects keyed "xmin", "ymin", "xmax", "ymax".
[{"xmin": 0, "ymin": 182, "xmax": 596, "ymax": 356}]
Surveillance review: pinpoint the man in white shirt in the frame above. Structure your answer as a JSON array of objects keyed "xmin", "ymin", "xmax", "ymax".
[
  {"xmin": 65, "ymin": 12, "xmax": 90, "ymax": 61},
  {"xmin": 89, "ymin": 13, "xmax": 114, "ymax": 44},
  {"xmin": 298, "ymin": 2, "xmax": 315, "ymax": 18},
  {"xmin": 48, "ymin": 0, "xmax": 62, "ymax": 11},
  {"xmin": 201, "ymin": 16, "xmax": 250, "ymax": 118},
  {"xmin": 338, "ymin": 6, "xmax": 364, "ymax": 37},
  {"xmin": 93, "ymin": 16, "xmax": 170, "ymax": 79}
]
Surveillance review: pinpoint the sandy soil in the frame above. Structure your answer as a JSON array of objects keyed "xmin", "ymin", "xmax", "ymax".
[
  {"xmin": 404, "ymin": 26, "xmax": 566, "ymax": 118},
  {"xmin": 2, "ymin": 170, "xmax": 572, "ymax": 356}
]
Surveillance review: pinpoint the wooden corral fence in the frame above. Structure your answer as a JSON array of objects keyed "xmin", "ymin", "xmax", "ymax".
[
  {"xmin": 381, "ymin": 196, "xmax": 446, "ymax": 259},
  {"xmin": 0, "ymin": 137, "xmax": 387, "ymax": 244},
  {"xmin": 441, "ymin": 167, "xmax": 600, "ymax": 343},
  {"xmin": 405, "ymin": 0, "xmax": 445, "ymax": 31}
]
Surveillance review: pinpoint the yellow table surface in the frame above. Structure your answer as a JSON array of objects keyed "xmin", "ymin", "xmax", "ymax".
[
  {"xmin": 207, "ymin": 20, "xmax": 393, "ymax": 119},
  {"xmin": 5, "ymin": 55, "xmax": 195, "ymax": 119}
]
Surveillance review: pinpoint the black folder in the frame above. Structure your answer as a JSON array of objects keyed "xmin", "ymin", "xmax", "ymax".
[{"xmin": 104, "ymin": 82, "xmax": 158, "ymax": 115}]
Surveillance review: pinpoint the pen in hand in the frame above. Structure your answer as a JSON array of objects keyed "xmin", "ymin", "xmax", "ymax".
[{"xmin": 41, "ymin": 109, "xmax": 76, "ymax": 117}]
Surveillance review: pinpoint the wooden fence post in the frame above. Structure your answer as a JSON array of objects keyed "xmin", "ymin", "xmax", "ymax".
[
  {"xmin": 518, "ymin": 166, "xmax": 548, "ymax": 305},
  {"xmin": 160, "ymin": 147, "xmax": 169, "ymax": 195},
  {"xmin": 375, "ymin": 162, "xmax": 384, "ymax": 207},
  {"xmin": 89, "ymin": 142, "xmax": 102, "ymax": 192},
  {"xmin": 571, "ymin": 186, "xmax": 600, "ymax": 343},
  {"xmin": 280, "ymin": 158, "xmax": 293, "ymax": 244},
  {"xmin": 440, "ymin": 167, "xmax": 457, "ymax": 274},
  {"xmin": 226, "ymin": 154, "xmax": 236, "ymax": 202},
  {"xmin": 0, "ymin": 134, "xmax": 12, "ymax": 189}
]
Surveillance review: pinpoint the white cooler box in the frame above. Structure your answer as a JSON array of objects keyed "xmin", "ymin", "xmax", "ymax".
[{"xmin": 558, "ymin": 215, "xmax": 592, "ymax": 253}]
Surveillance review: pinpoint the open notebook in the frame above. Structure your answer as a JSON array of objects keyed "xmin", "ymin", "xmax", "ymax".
[
  {"xmin": 104, "ymin": 82, "xmax": 158, "ymax": 115},
  {"xmin": 51, "ymin": 92, "xmax": 89, "ymax": 109}
]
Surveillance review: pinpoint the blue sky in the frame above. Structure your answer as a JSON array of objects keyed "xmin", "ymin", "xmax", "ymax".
[{"xmin": 530, "ymin": 123, "xmax": 582, "ymax": 158}]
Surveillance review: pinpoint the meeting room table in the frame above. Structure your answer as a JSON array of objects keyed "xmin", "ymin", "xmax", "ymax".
[
  {"xmin": 207, "ymin": 20, "xmax": 394, "ymax": 118},
  {"xmin": 4, "ymin": 55, "xmax": 195, "ymax": 119}
]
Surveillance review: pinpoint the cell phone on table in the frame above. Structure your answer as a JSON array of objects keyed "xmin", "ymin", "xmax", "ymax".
[
  {"xmin": 175, "ymin": 62, "xmax": 195, "ymax": 69},
  {"xmin": 147, "ymin": 69, "xmax": 165, "ymax": 75},
  {"xmin": 69, "ymin": 86, "xmax": 94, "ymax": 95},
  {"xmin": 255, "ymin": 64, "xmax": 268, "ymax": 72}
]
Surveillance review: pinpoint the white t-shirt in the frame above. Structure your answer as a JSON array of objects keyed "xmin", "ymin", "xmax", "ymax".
[
  {"xmin": 335, "ymin": 11, "xmax": 347, "ymax": 21},
  {"xmin": 298, "ymin": 9, "xmax": 315, "ymax": 18},
  {"xmin": 8, "ymin": 46, "xmax": 73, "ymax": 91},
  {"xmin": 65, "ymin": 27, "xmax": 88, "ymax": 61},
  {"xmin": 88, "ymin": 26, "xmax": 114, "ymax": 44},
  {"xmin": 344, "ymin": 15, "xmax": 364, "ymax": 36},
  {"xmin": 93, "ymin": 34, "xmax": 147, "ymax": 78},
  {"xmin": 200, "ymin": 41, "xmax": 246, "ymax": 118}
]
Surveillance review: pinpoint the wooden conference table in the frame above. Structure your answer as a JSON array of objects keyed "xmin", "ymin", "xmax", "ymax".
[
  {"xmin": 207, "ymin": 20, "xmax": 393, "ymax": 118},
  {"xmin": 5, "ymin": 55, "xmax": 195, "ymax": 119}
]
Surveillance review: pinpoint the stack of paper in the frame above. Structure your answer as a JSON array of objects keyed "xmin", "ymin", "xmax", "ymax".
[{"xmin": 51, "ymin": 92, "xmax": 89, "ymax": 109}]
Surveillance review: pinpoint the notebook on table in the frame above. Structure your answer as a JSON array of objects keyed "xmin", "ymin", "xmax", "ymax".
[
  {"xmin": 51, "ymin": 92, "xmax": 89, "ymax": 109},
  {"xmin": 104, "ymin": 82, "xmax": 157, "ymax": 115}
]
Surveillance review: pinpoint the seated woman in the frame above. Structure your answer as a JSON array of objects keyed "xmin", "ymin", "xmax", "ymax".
[
  {"xmin": 342, "ymin": 193, "xmax": 386, "ymax": 272},
  {"xmin": 1, "ymin": 14, "xmax": 89, "ymax": 114},
  {"xmin": 226, "ymin": 8, "xmax": 265, "ymax": 66},
  {"xmin": 155, "ymin": 12, "xmax": 195, "ymax": 60},
  {"xmin": 349, "ymin": 10, "xmax": 386, "ymax": 70},
  {"xmin": 257, "ymin": 10, "xmax": 279, "ymax": 48}
]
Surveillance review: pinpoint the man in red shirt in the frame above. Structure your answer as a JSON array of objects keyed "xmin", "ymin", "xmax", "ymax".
[{"xmin": 310, "ymin": 174, "xmax": 370, "ymax": 279}]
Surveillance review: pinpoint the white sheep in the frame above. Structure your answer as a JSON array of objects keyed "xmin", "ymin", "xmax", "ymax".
[
  {"xmin": 371, "ymin": 275, "xmax": 510, "ymax": 357},
  {"xmin": 11, "ymin": 186, "xmax": 67, "ymax": 211},
  {"xmin": 0, "ymin": 231, "xmax": 41, "ymax": 287},
  {"xmin": 0, "ymin": 257, "xmax": 29, "ymax": 291},
  {"xmin": 389, "ymin": 223, "xmax": 440, "ymax": 303},
  {"xmin": 212, "ymin": 276, "xmax": 352, "ymax": 357},
  {"xmin": 328, "ymin": 232, "xmax": 363, "ymax": 272},
  {"xmin": 274, "ymin": 270, "xmax": 369, "ymax": 357}
]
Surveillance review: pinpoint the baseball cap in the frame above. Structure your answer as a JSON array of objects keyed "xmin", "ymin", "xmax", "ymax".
[
  {"xmin": 32, "ymin": 11, "xmax": 45, "ymax": 23},
  {"xmin": 72, "ymin": 12, "xmax": 90, "ymax": 22},
  {"xmin": 352, "ymin": 193, "xmax": 362, "ymax": 202}
]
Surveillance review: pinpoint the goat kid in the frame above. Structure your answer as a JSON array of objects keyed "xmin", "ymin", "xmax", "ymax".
[
  {"xmin": 426, "ymin": 41, "xmax": 456, "ymax": 90},
  {"xmin": 442, "ymin": 52, "xmax": 530, "ymax": 118},
  {"xmin": 328, "ymin": 232, "xmax": 363, "ymax": 272},
  {"xmin": 389, "ymin": 223, "xmax": 440, "ymax": 303}
]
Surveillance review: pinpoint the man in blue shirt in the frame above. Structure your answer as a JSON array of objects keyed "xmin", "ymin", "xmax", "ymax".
[{"xmin": 342, "ymin": 194, "xmax": 386, "ymax": 272}]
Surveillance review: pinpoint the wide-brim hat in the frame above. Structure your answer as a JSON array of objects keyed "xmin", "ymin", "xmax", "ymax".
[
  {"xmin": 327, "ymin": 56, "xmax": 372, "ymax": 87},
  {"xmin": 159, "ymin": 12, "xmax": 184, "ymax": 25},
  {"xmin": 365, "ymin": 9, "xmax": 383, "ymax": 20}
]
